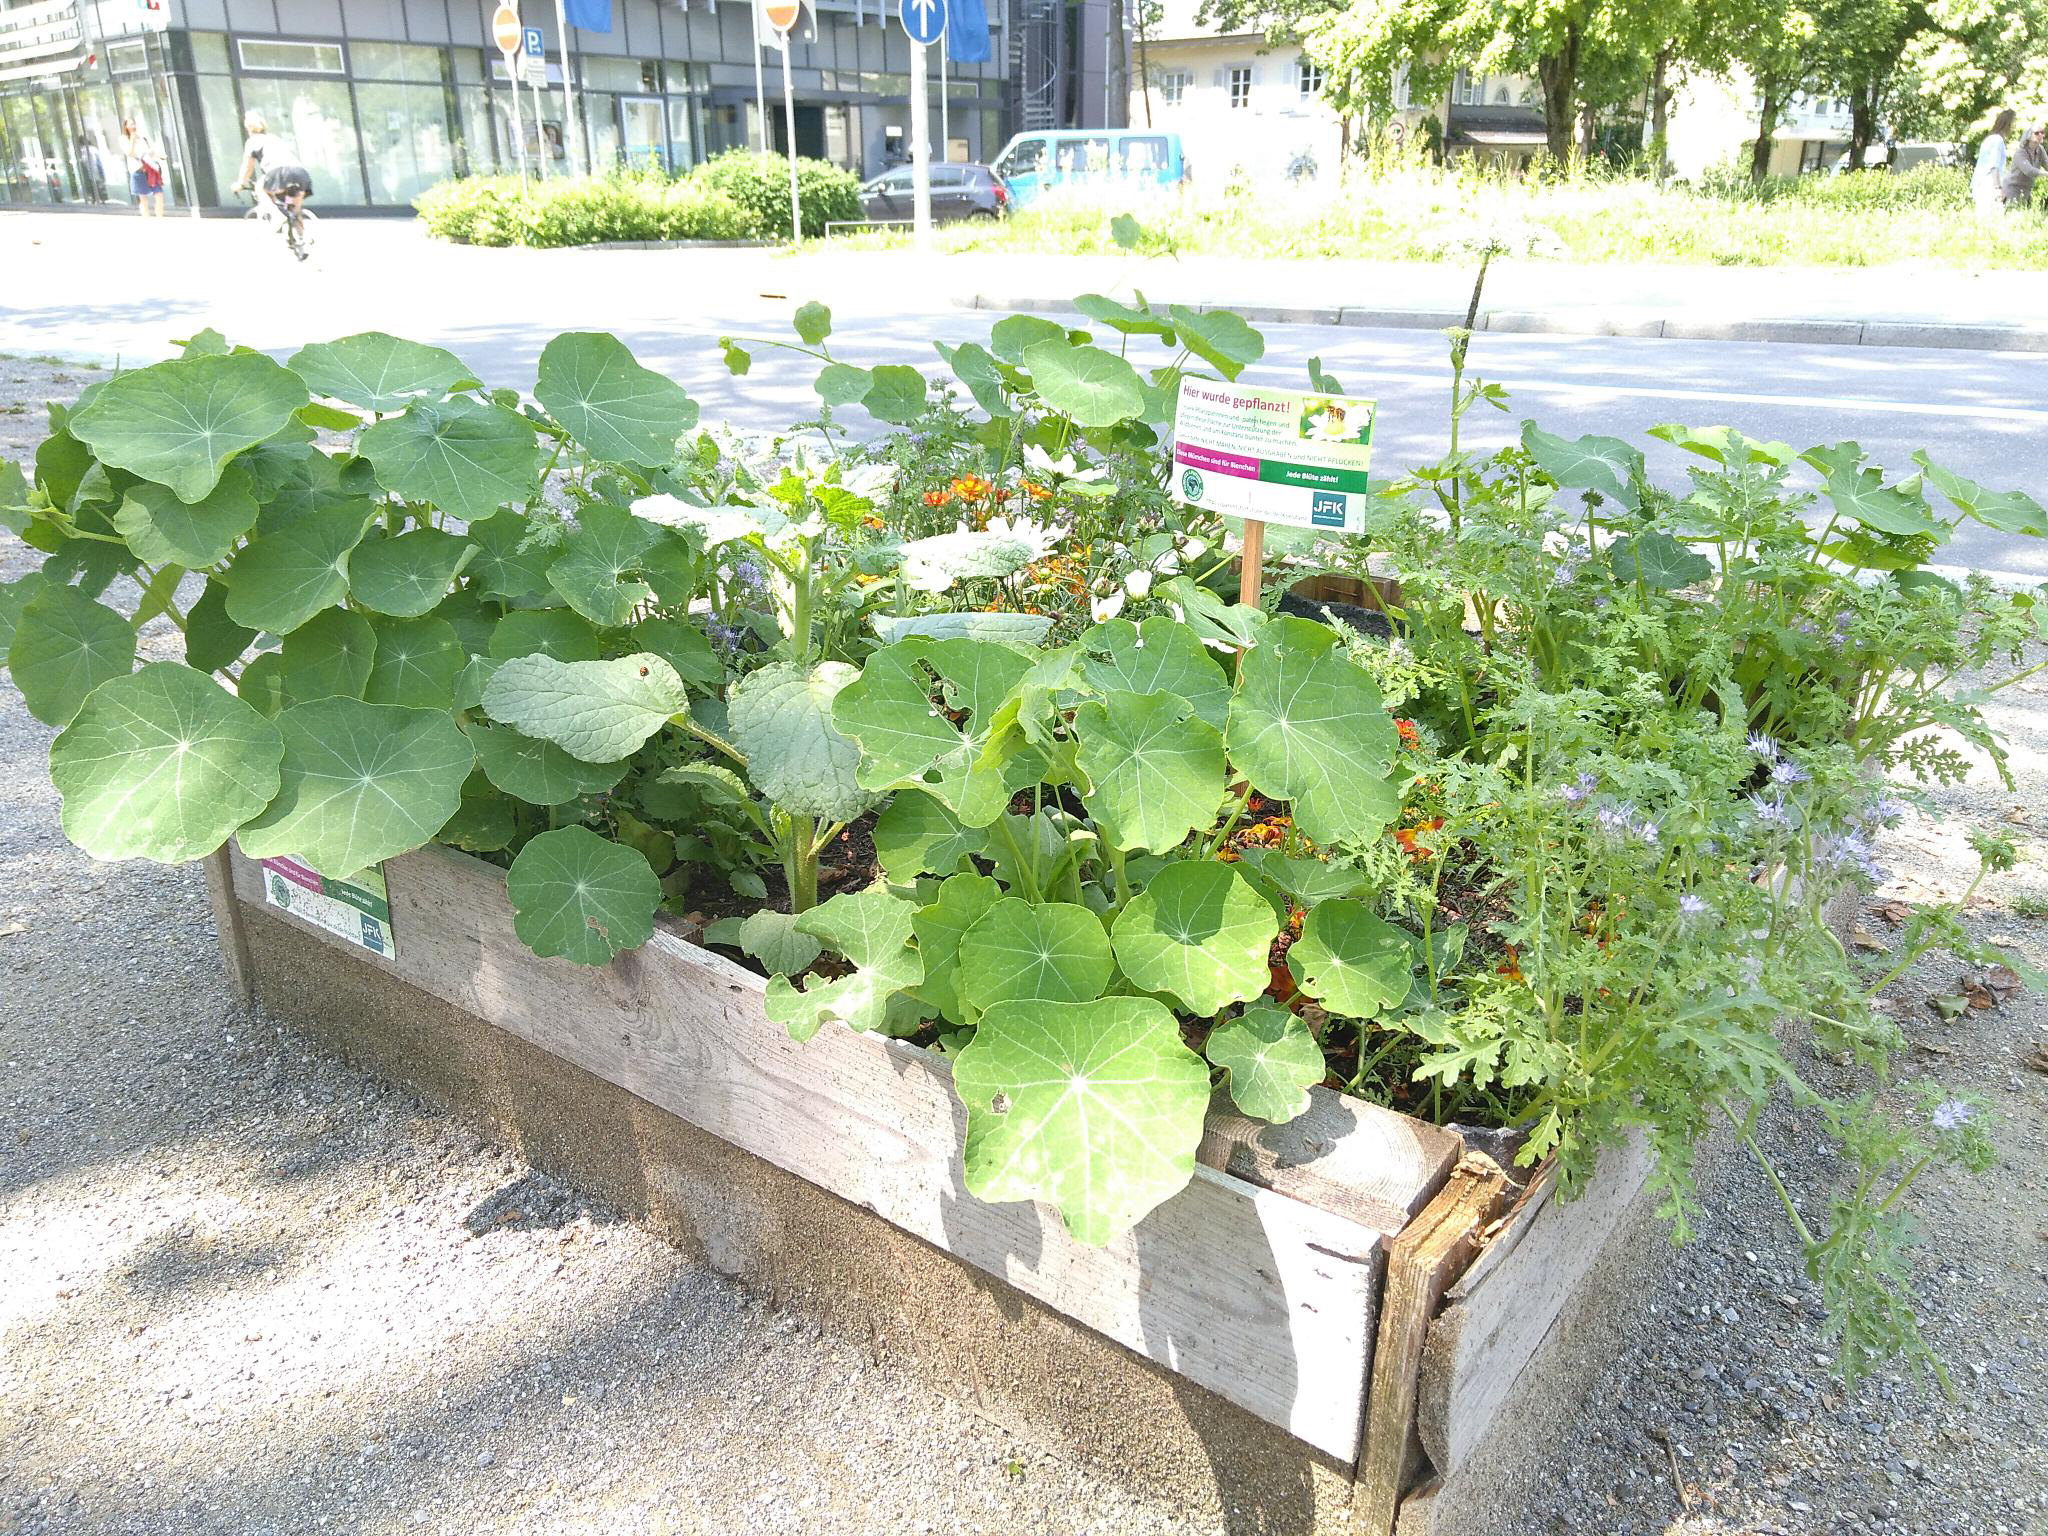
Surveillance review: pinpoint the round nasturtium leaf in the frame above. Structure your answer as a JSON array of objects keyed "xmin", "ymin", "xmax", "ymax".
[
  {"xmin": 237, "ymin": 650, "xmax": 286, "ymax": 718},
  {"xmin": 545, "ymin": 503, "xmax": 661, "ymax": 626},
  {"xmin": 1225, "ymin": 616, "xmax": 1401, "ymax": 847},
  {"xmin": 49, "ymin": 662, "xmax": 283, "ymax": 864},
  {"xmin": 8, "ymin": 582, "xmax": 137, "ymax": 727},
  {"xmin": 1167, "ymin": 303, "xmax": 1265, "ymax": 381},
  {"xmin": 184, "ymin": 578, "xmax": 256, "ymax": 675},
  {"xmin": 952, "ymin": 994, "xmax": 1212, "ymax": 1245},
  {"xmin": 357, "ymin": 396, "xmax": 539, "ymax": 523},
  {"xmin": 959, "ymin": 897, "xmax": 1114, "ymax": 1012},
  {"xmin": 67, "ymin": 351, "xmax": 309, "ymax": 503},
  {"xmin": 1020, "ymin": 339, "xmax": 1145, "ymax": 428},
  {"xmin": 535, "ymin": 332, "xmax": 699, "ymax": 467},
  {"xmin": 1285, "ymin": 899, "xmax": 1412, "ymax": 1020},
  {"xmin": 112, "ymin": 471, "xmax": 259, "ymax": 568},
  {"xmin": 279, "ymin": 607, "xmax": 377, "ymax": 703},
  {"xmin": 363, "ymin": 614, "xmax": 463, "ymax": 707},
  {"xmin": 831, "ymin": 638, "xmax": 1033, "ymax": 824},
  {"xmin": 1074, "ymin": 689, "xmax": 1225, "ymax": 854},
  {"xmin": 874, "ymin": 788, "xmax": 985, "ymax": 882},
  {"xmin": 465, "ymin": 511, "xmax": 557, "ymax": 600},
  {"xmin": 224, "ymin": 502, "xmax": 376, "ymax": 634},
  {"xmin": 505, "ymin": 825, "xmax": 660, "ymax": 965},
  {"xmin": 483, "ymin": 652, "xmax": 686, "ymax": 764},
  {"xmin": 437, "ymin": 771, "xmax": 519, "ymax": 854},
  {"xmin": 726, "ymin": 661, "xmax": 870, "ymax": 822},
  {"xmin": 465, "ymin": 719, "xmax": 626, "ymax": 805},
  {"xmin": 488, "ymin": 607, "xmax": 604, "ymax": 663},
  {"xmin": 236, "ymin": 696, "xmax": 474, "ymax": 876},
  {"xmin": 286, "ymin": 332, "xmax": 476, "ymax": 413},
  {"xmin": 1206, "ymin": 1001, "xmax": 1325, "ymax": 1124},
  {"xmin": 347, "ymin": 528, "xmax": 478, "ymax": 617},
  {"xmin": 1079, "ymin": 615, "xmax": 1233, "ymax": 732},
  {"xmin": 909, "ymin": 871, "xmax": 1003, "ymax": 1025},
  {"xmin": 1110, "ymin": 859, "xmax": 1277, "ymax": 1017}
]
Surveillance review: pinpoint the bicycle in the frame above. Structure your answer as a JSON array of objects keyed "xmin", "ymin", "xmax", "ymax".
[{"xmin": 238, "ymin": 184, "xmax": 316, "ymax": 263}]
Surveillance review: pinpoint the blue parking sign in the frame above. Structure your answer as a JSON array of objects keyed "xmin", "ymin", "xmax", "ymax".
[
  {"xmin": 522, "ymin": 25, "xmax": 544, "ymax": 56},
  {"xmin": 899, "ymin": 0, "xmax": 944, "ymax": 45}
]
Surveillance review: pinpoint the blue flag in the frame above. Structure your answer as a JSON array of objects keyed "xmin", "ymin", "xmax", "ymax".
[
  {"xmin": 562, "ymin": 0, "xmax": 611, "ymax": 31},
  {"xmin": 943, "ymin": 0, "xmax": 989, "ymax": 61}
]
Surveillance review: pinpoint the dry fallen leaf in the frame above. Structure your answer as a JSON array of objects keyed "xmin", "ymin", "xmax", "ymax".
[
  {"xmin": 2002, "ymin": 805, "xmax": 2032, "ymax": 826},
  {"xmin": 1961, "ymin": 978, "xmax": 1997, "ymax": 1011},
  {"xmin": 1850, "ymin": 926, "xmax": 1886, "ymax": 952},
  {"xmin": 1928, "ymin": 993, "xmax": 1968, "ymax": 1021},
  {"xmin": 1873, "ymin": 900, "xmax": 1911, "ymax": 926},
  {"xmin": 2026, "ymin": 1045, "xmax": 2048, "ymax": 1075}
]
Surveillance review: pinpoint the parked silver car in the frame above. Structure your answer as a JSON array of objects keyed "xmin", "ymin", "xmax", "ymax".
[{"xmin": 858, "ymin": 162, "xmax": 1009, "ymax": 224}]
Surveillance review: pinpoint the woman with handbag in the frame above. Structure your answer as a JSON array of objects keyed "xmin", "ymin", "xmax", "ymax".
[{"xmin": 120, "ymin": 118, "xmax": 167, "ymax": 216}]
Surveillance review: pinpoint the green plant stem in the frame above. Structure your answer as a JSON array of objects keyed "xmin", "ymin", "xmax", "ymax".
[{"xmin": 783, "ymin": 813, "xmax": 818, "ymax": 914}]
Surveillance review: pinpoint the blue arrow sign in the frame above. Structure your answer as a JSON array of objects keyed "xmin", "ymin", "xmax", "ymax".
[
  {"xmin": 899, "ymin": 0, "xmax": 944, "ymax": 46},
  {"xmin": 522, "ymin": 25, "xmax": 544, "ymax": 56}
]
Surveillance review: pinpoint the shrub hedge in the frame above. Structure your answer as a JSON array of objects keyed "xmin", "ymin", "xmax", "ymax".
[{"xmin": 415, "ymin": 152, "xmax": 863, "ymax": 247}]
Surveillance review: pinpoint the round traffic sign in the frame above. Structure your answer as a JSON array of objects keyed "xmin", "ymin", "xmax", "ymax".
[
  {"xmin": 898, "ymin": 0, "xmax": 944, "ymax": 45},
  {"xmin": 492, "ymin": 4, "xmax": 521, "ymax": 55},
  {"xmin": 760, "ymin": 0, "xmax": 800, "ymax": 31}
]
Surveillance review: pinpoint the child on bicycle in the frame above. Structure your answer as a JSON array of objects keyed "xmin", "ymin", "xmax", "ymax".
[{"xmin": 229, "ymin": 111, "xmax": 314, "ymax": 220}]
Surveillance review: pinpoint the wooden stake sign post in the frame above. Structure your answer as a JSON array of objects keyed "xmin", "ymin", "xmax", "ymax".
[
  {"xmin": 760, "ymin": 0, "xmax": 802, "ymax": 240},
  {"xmin": 1167, "ymin": 377, "xmax": 1379, "ymax": 605},
  {"xmin": 491, "ymin": 4, "xmax": 529, "ymax": 191}
]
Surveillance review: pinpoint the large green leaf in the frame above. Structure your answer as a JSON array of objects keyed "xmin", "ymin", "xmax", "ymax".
[
  {"xmin": 1074, "ymin": 689, "xmax": 1225, "ymax": 853},
  {"xmin": 347, "ymin": 528, "xmax": 478, "ymax": 617},
  {"xmin": 111, "ymin": 471, "xmax": 258, "ymax": 567},
  {"xmin": 952, "ymin": 994, "xmax": 1211, "ymax": 1245},
  {"xmin": 362, "ymin": 615, "xmax": 463, "ymax": 707},
  {"xmin": 1073, "ymin": 293, "xmax": 1176, "ymax": 339},
  {"xmin": 832, "ymin": 638, "xmax": 1033, "ymax": 825},
  {"xmin": 176, "ymin": 578, "xmax": 254, "ymax": 676},
  {"xmin": 814, "ymin": 363, "xmax": 872, "ymax": 408},
  {"xmin": 909, "ymin": 871, "xmax": 1003, "ymax": 1025},
  {"xmin": 1286, "ymin": 899, "xmax": 1410, "ymax": 1019},
  {"xmin": 861, "ymin": 364, "xmax": 929, "ymax": 424},
  {"xmin": 236, "ymin": 697, "xmax": 473, "ymax": 876},
  {"xmin": 627, "ymin": 617, "xmax": 720, "ymax": 688},
  {"xmin": 466, "ymin": 717, "xmax": 626, "ymax": 804},
  {"xmin": 223, "ymin": 501, "xmax": 375, "ymax": 633},
  {"xmin": 763, "ymin": 889, "xmax": 923, "ymax": 1042},
  {"xmin": 702, "ymin": 908, "xmax": 824, "ymax": 977},
  {"xmin": 1206, "ymin": 1002, "xmax": 1323, "ymax": 1123},
  {"xmin": 49, "ymin": 663, "xmax": 282, "ymax": 864},
  {"xmin": 989, "ymin": 314, "xmax": 1066, "ymax": 363},
  {"xmin": 1077, "ymin": 615, "xmax": 1232, "ymax": 732},
  {"xmin": 0, "ymin": 572, "xmax": 48, "ymax": 654},
  {"xmin": 1819, "ymin": 465, "xmax": 1941, "ymax": 538},
  {"xmin": 287, "ymin": 333, "xmax": 476, "ymax": 412},
  {"xmin": 1226, "ymin": 617, "xmax": 1400, "ymax": 847},
  {"xmin": 1022, "ymin": 339, "xmax": 1145, "ymax": 428},
  {"xmin": 1520, "ymin": 423, "xmax": 1640, "ymax": 510},
  {"xmin": 68, "ymin": 351, "xmax": 308, "ymax": 502},
  {"xmin": 873, "ymin": 788, "xmax": 986, "ymax": 881},
  {"xmin": 357, "ymin": 396, "xmax": 539, "ymax": 521},
  {"xmin": 8, "ymin": 584, "xmax": 137, "ymax": 727},
  {"xmin": 279, "ymin": 607, "xmax": 376, "ymax": 703},
  {"xmin": 465, "ymin": 510, "xmax": 557, "ymax": 599},
  {"xmin": 959, "ymin": 897, "xmax": 1114, "ymax": 1011},
  {"xmin": 870, "ymin": 611, "xmax": 1054, "ymax": 646},
  {"xmin": 505, "ymin": 825, "xmax": 660, "ymax": 964},
  {"xmin": 1111, "ymin": 859, "xmax": 1277, "ymax": 1016},
  {"xmin": 439, "ymin": 771, "xmax": 519, "ymax": 853},
  {"xmin": 726, "ymin": 660, "xmax": 870, "ymax": 821},
  {"xmin": 489, "ymin": 607, "xmax": 604, "ymax": 663},
  {"xmin": 931, "ymin": 340, "xmax": 1011, "ymax": 417},
  {"xmin": 545, "ymin": 503, "xmax": 662, "ymax": 626},
  {"xmin": 237, "ymin": 651, "xmax": 286, "ymax": 718},
  {"xmin": 535, "ymin": 332, "xmax": 698, "ymax": 466},
  {"xmin": 1167, "ymin": 305, "xmax": 1265, "ymax": 381},
  {"xmin": 1912, "ymin": 452, "xmax": 2048, "ymax": 536},
  {"xmin": 1606, "ymin": 532, "xmax": 1713, "ymax": 591},
  {"xmin": 482, "ymin": 652, "xmax": 685, "ymax": 762}
]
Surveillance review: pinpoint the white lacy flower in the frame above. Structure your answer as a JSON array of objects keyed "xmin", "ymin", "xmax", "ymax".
[
  {"xmin": 838, "ymin": 462, "xmax": 895, "ymax": 501},
  {"xmin": 1022, "ymin": 442, "xmax": 1108, "ymax": 483},
  {"xmin": 1123, "ymin": 569, "xmax": 1154, "ymax": 599},
  {"xmin": 981, "ymin": 514, "xmax": 1064, "ymax": 561},
  {"xmin": 1090, "ymin": 589, "xmax": 1127, "ymax": 623},
  {"xmin": 900, "ymin": 519, "xmax": 1052, "ymax": 593}
]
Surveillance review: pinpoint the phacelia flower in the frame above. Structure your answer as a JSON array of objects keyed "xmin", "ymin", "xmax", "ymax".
[
  {"xmin": 1749, "ymin": 793, "xmax": 1790, "ymax": 826},
  {"xmin": 1931, "ymin": 1099, "xmax": 1973, "ymax": 1132},
  {"xmin": 1560, "ymin": 772, "xmax": 1598, "ymax": 805},
  {"xmin": 1747, "ymin": 731, "xmax": 1778, "ymax": 760},
  {"xmin": 1771, "ymin": 759, "xmax": 1810, "ymax": 786},
  {"xmin": 1678, "ymin": 893, "xmax": 1710, "ymax": 920}
]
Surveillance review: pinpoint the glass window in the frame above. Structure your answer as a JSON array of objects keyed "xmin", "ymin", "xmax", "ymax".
[
  {"xmin": 238, "ymin": 39, "xmax": 346, "ymax": 74},
  {"xmin": 1227, "ymin": 67, "xmax": 1252, "ymax": 109},
  {"xmin": 188, "ymin": 31, "xmax": 232, "ymax": 72},
  {"xmin": 1158, "ymin": 70, "xmax": 1189, "ymax": 106},
  {"xmin": 353, "ymin": 42, "xmax": 445, "ymax": 84},
  {"xmin": 995, "ymin": 136, "xmax": 1041, "ymax": 177},
  {"xmin": 356, "ymin": 81, "xmax": 454, "ymax": 203},
  {"xmin": 1298, "ymin": 59, "xmax": 1322, "ymax": 98},
  {"xmin": 105, "ymin": 39, "xmax": 150, "ymax": 76},
  {"xmin": 232, "ymin": 75, "xmax": 366, "ymax": 204},
  {"xmin": 454, "ymin": 84, "xmax": 502, "ymax": 174},
  {"xmin": 668, "ymin": 96, "xmax": 696, "ymax": 169},
  {"xmin": 1118, "ymin": 135, "xmax": 1166, "ymax": 172},
  {"xmin": 453, "ymin": 50, "xmax": 482, "ymax": 83},
  {"xmin": 585, "ymin": 90, "xmax": 619, "ymax": 167}
]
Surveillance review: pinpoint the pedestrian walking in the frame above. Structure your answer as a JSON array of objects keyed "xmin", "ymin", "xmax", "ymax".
[
  {"xmin": 76, "ymin": 135, "xmax": 107, "ymax": 203},
  {"xmin": 120, "ymin": 118, "xmax": 167, "ymax": 215},
  {"xmin": 2003, "ymin": 122, "xmax": 2047, "ymax": 208},
  {"xmin": 1973, "ymin": 108, "xmax": 2015, "ymax": 215}
]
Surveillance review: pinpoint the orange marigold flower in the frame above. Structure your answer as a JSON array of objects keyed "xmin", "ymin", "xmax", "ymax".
[
  {"xmin": 922, "ymin": 489, "xmax": 952, "ymax": 508},
  {"xmin": 1497, "ymin": 946, "xmax": 1523, "ymax": 983},
  {"xmin": 1023, "ymin": 481, "xmax": 1054, "ymax": 500},
  {"xmin": 1395, "ymin": 718, "xmax": 1421, "ymax": 750},
  {"xmin": 951, "ymin": 475, "xmax": 992, "ymax": 501},
  {"xmin": 861, "ymin": 515, "xmax": 886, "ymax": 530}
]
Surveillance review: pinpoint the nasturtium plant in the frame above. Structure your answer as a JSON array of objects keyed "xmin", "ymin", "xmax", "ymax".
[
  {"xmin": 1111, "ymin": 860, "xmax": 1276, "ymax": 1017},
  {"xmin": 506, "ymin": 824, "xmax": 660, "ymax": 964},
  {"xmin": 1206, "ymin": 1002, "xmax": 1325, "ymax": 1123},
  {"xmin": 483, "ymin": 652, "xmax": 687, "ymax": 763}
]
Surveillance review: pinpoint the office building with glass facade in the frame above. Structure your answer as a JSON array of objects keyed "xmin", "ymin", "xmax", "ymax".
[{"xmin": 0, "ymin": 0, "xmax": 1016, "ymax": 211}]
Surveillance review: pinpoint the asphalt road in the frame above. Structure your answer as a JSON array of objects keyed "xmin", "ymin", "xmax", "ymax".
[{"xmin": 4, "ymin": 213, "xmax": 2044, "ymax": 582}]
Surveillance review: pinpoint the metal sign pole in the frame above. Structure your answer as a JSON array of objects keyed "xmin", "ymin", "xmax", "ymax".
[
  {"xmin": 508, "ymin": 62, "xmax": 529, "ymax": 189},
  {"xmin": 552, "ymin": 0, "xmax": 582, "ymax": 175},
  {"xmin": 779, "ymin": 40, "xmax": 800, "ymax": 239},
  {"xmin": 751, "ymin": 0, "xmax": 768, "ymax": 152},
  {"xmin": 909, "ymin": 40, "xmax": 931, "ymax": 246},
  {"xmin": 939, "ymin": 43, "xmax": 948, "ymax": 165}
]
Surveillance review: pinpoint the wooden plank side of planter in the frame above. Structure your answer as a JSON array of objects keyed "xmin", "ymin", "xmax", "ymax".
[
  {"xmin": 228, "ymin": 844, "xmax": 1396, "ymax": 1461},
  {"xmin": 1411, "ymin": 1134, "xmax": 1656, "ymax": 1478}
]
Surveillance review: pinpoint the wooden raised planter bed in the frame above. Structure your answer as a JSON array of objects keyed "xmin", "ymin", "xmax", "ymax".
[{"xmin": 202, "ymin": 841, "xmax": 1745, "ymax": 1532}]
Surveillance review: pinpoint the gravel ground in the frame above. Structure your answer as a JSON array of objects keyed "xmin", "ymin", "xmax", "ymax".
[{"xmin": 3, "ymin": 355, "xmax": 2045, "ymax": 1536}]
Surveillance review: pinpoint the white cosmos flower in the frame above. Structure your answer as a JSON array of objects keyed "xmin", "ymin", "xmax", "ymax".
[
  {"xmin": 1090, "ymin": 588, "xmax": 1127, "ymax": 623},
  {"xmin": 981, "ymin": 514, "xmax": 1064, "ymax": 560},
  {"xmin": 1022, "ymin": 442, "xmax": 1109, "ymax": 483},
  {"xmin": 1123, "ymin": 569, "xmax": 1154, "ymax": 599}
]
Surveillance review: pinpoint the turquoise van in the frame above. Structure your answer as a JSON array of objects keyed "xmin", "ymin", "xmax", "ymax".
[{"xmin": 989, "ymin": 130, "xmax": 1187, "ymax": 207}]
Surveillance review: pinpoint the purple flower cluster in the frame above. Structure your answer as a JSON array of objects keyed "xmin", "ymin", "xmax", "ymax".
[
  {"xmin": 1815, "ymin": 829, "xmax": 1885, "ymax": 883},
  {"xmin": 1771, "ymin": 759, "xmax": 1811, "ymax": 786},
  {"xmin": 1861, "ymin": 795, "xmax": 1907, "ymax": 829},
  {"xmin": 1747, "ymin": 731, "xmax": 1778, "ymax": 760},
  {"xmin": 1930, "ymin": 1099, "xmax": 1973, "ymax": 1132},
  {"xmin": 728, "ymin": 557, "xmax": 766, "ymax": 593},
  {"xmin": 1560, "ymin": 771, "xmax": 1598, "ymax": 805},
  {"xmin": 706, "ymin": 619, "xmax": 746, "ymax": 654},
  {"xmin": 1678, "ymin": 892, "xmax": 1710, "ymax": 920},
  {"xmin": 1749, "ymin": 792, "xmax": 1791, "ymax": 826},
  {"xmin": 1594, "ymin": 800, "xmax": 1661, "ymax": 845}
]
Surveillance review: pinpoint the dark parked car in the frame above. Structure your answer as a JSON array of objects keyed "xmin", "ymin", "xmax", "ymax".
[{"xmin": 858, "ymin": 162, "xmax": 1008, "ymax": 224}]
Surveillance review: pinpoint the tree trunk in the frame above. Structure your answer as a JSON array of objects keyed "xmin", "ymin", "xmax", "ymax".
[
  {"xmin": 1577, "ymin": 100, "xmax": 1596, "ymax": 160},
  {"xmin": 1535, "ymin": 26, "xmax": 1580, "ymax": 162},
  {"xmin": 1135, "ymin": 2, "xmax": 1153, "ymax": 128},
  {"xmin": 1750, "ymin": 82, "xmax": 1780, "ymax": 182},
  {"xmin": 1104, "ymin": 0, "xmax": 1129, "ymax": 129},
  {"xmin": 1649, "ymin": 46, "xmax": 1672, "ymax": 182},
  {"xmin": 1847, "ymin": 85, "xmax": 1875, "ymax": 170}
]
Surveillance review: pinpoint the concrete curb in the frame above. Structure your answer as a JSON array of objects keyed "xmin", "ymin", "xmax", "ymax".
[{"xmin": 954, "ymin": 293, "xmax": 2048, "ymax": 352}]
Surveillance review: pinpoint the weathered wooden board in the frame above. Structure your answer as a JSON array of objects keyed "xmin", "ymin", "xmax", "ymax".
[
  {"xmin": 1412, "ymin": 1134, "xmax": 1655, "ymax": 1477},
  {"xmin": 1354, "ymin": 1155, "xmax": 1511, "ymax": 1535},
  {"xmin": 229, "ymin": 843, "xmax": 1427, "ymax": 1461}
]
